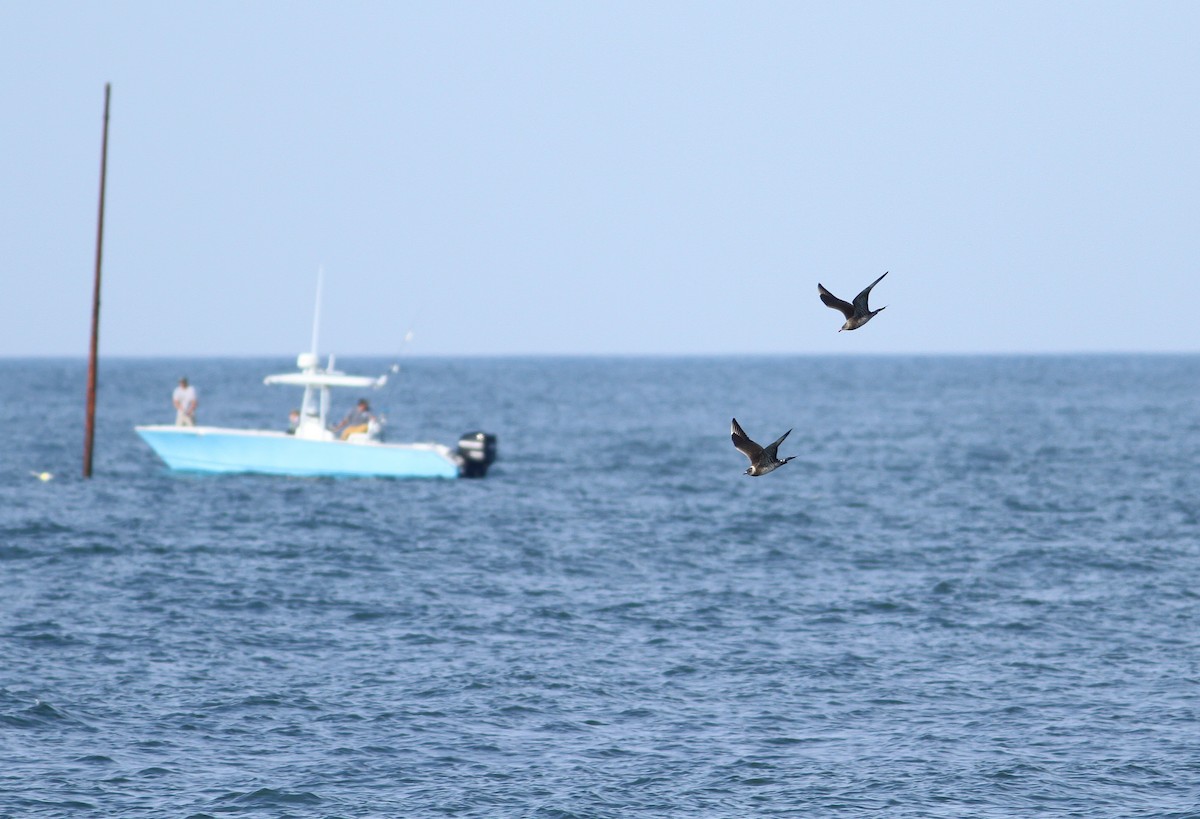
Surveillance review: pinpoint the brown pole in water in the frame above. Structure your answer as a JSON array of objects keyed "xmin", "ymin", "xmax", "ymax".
[{"xmin": 83, "ymin": 83, "xmax": 111, "ymax": 479}]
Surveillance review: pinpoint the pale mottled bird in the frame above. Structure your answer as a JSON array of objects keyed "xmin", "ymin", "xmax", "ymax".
[
  {"xmin": 818, "ymin": 271, "xmax": 889, "ymax": 332},
  {"xmin": 731, "ymin": 418, "xmax": 795, "ymax": 477}
]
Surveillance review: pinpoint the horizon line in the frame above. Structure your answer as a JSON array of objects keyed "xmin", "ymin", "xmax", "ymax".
[{"xmin": 4, "ymin": 349, "xmax": 1200, "ymax": 361}]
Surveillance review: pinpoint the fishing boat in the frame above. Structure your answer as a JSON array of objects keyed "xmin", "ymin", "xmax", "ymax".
[
  {"xmin": 136, "ymin": 354, "xmax": 495, "ymax": 478},
  {"xmin": 135, "ymin": 273, "xmax": 496, "ymax": 479}
]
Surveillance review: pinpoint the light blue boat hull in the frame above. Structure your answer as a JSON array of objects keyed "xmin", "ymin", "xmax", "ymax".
[{"xmin": 135, "ymin": 426, "xmax": 460, "ymax": 478}]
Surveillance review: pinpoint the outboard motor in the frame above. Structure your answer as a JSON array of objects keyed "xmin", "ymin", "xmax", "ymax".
[{"xmin": 457, "ymin": 431, "xmax": 497, "ymax": 478}]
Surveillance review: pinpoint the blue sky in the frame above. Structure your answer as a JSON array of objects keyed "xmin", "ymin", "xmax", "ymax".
[{"xmin": 4, "ymin": 2, "xmax": 1199, "ymax": 356}]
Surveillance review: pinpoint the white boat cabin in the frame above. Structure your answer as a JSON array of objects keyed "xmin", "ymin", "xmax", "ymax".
[{"xmin": 263, "ymin": 353, "xmax": 387, "ymax": 442}]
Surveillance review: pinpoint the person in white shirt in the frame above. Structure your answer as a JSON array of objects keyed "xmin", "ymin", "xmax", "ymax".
[{"xmin": 173, "ymin": 377, "xmax": 198, "ymax": 426}]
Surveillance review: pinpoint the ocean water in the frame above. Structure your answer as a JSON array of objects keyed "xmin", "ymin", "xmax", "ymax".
[{"xmin": 2, "ymin": 355, "xmax": 1199, "ymax": 818}]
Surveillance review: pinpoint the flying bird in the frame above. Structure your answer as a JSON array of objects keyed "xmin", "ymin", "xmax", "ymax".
[
  {"xmin": 731, "ymin": 418, "xmax": 795, "ymax": 477},
  {"xmin": 818, "ymin": 271, "xmax": 889, "ymax": 331}
]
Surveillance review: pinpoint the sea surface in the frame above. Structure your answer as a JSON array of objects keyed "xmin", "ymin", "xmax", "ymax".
[{"xmin": 2, "ymin": 355, "xmax": 1199, "ymax": 818}]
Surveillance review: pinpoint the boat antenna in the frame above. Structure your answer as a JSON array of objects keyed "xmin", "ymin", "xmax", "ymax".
[{"xmin": 310, "ymin": 265, "xmax": 324, "ymax": 358}]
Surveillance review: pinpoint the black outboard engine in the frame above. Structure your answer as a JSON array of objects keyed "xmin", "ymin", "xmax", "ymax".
[{"xmin": 457, "ymin": 431, "xmax": 497, "ymax": 478}]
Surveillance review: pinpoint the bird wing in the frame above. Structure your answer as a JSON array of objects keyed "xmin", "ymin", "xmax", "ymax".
[
  {"xmin": 731, "ymin": 418, "xmax": 763, "ymax": 460},
  {"xmin": 763, "ymin": 428, "xmax": 792, "ymax": 459},
  {"xmin": 852, "ymin": 271, "xmax": 888, "ymax": 314},
  {"xmin": 818, "ymin": 284, "xmax": 854, "ymax": 319}
]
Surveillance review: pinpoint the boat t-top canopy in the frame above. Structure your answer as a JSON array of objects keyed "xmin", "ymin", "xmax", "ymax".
[
  {"xmin": 263, "ymin": 351, "xmax": 387, "ymax": 390},
  {"xmin": 263, "ymin": 371, "xmax": 386, "ymax": 389}
]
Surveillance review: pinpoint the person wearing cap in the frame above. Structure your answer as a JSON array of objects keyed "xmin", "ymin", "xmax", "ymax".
[{"xmin": 333, "ymin": 398, "xmax": 376, "ymax": 440}]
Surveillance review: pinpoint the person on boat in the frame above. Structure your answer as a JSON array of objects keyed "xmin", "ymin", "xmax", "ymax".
[
  {"xmin": 172, "ymin": 377, "xmax": 197, "ymax": 426},
  {"xmin": 334, "ymin": 398, "xmax": 376, "ymax": 440},
  {"xmin": 287, "ymin": 409, "xmax": 300, "ymax": 435}
]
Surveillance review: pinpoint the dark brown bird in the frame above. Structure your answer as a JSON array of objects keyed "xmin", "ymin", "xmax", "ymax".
[
  {"xmin": 818, "ymin": 271, "xmax": 889, "ymax": 331},
  {"xmin": 731, "ymin": 418, "xmax": 794, "ymax": 477}
]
